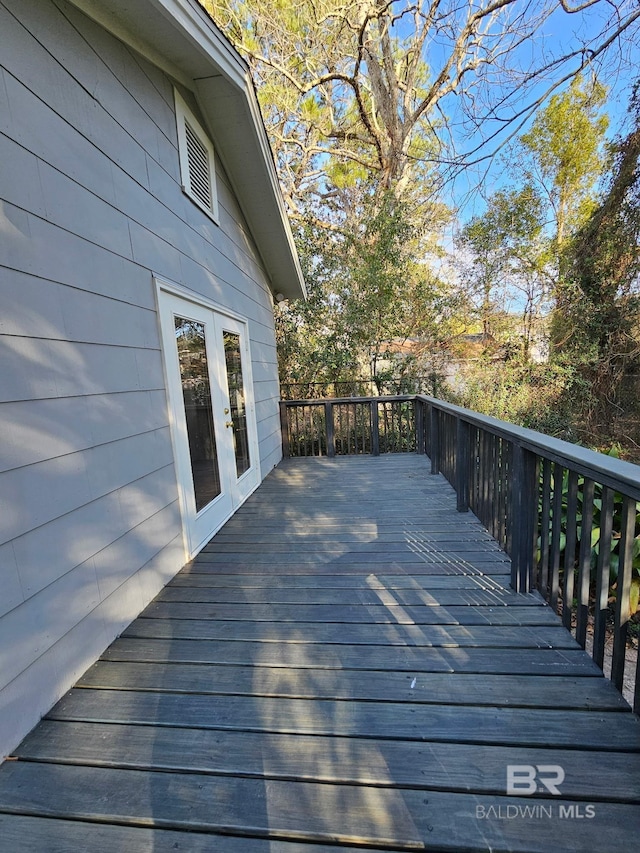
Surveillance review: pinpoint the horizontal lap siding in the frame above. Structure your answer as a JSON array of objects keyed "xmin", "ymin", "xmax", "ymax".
[{"xmin": 0, "ymin": 0, "xmax": 282, "ymax": 758}]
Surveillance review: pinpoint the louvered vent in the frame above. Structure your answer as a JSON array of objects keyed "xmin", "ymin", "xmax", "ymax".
[{"xmin": 184, "ymin": 119, "xmax": 212, "ymax": 211}]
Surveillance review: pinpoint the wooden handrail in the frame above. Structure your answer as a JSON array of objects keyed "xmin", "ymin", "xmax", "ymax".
[{"xmin": 417, "ymin": 394, "xmax": 640, "ymax": 501}]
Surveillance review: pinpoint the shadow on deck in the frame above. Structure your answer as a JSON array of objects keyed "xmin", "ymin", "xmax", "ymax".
[{"xmin": 0, "ymin": 455, "xmax": 639, "ymax": 851}]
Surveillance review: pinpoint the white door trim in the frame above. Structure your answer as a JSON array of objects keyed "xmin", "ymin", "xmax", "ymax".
[
  {"xmin": 155, "ymin": 276, "xmax": 252, "ymax": 325},
  {"xmin": 156, "ymin": 282, "xmax": 261, "ymax": 560}
]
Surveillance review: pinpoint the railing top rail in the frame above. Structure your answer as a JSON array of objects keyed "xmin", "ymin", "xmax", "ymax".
[
  {"xmin": 282, "ymin": 395, "xmax": 415, "ymax": 407},
  {"xmin": 417, "ymin": 394, "xmax": 640, "ymax": 501}
]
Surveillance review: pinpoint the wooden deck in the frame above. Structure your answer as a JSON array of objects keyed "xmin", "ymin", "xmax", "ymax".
[{"xmin": 1, "ymin": 455, "xmax": 639, "ymax": 851}]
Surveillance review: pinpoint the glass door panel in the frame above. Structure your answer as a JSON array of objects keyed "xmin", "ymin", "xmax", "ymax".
[
  {"xmin": 174, "ymin": 317, "xmax": 221, "ymax": 511},
  {"xmin": 223, "ymin": 331, "xmax": 251, "ymax": 477}
]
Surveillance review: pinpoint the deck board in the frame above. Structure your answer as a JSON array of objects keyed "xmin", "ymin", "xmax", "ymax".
[
  {"xmin": 1, "ymin": 454, "xmax": 639, "ymax": 851},
  {"xmin": 0, "ymin": 761, "xmax": 638, "ymax": 852},
  {"xmin": 141, "ymin": 600, "xmax": 564, "ymax": 624},
  {"xmin": 99, "ymin": 637, "xmax": 597, "ymax": 674},
  {"xmin": 45, "ymin": 688, "xmax": 640, "ymax": 749},
  {"xmin": 122, "ymin": 618, "xmax": 579, "ymax": 647},
  {"xmin": 76, "ymin": 662, "xmax": 626, "ymax": 708},
  {"xmin": 154, "ymin": 586, "xmax": 541, "ymax": 605},
  {"xmin": 15, "ymin": 720, "xmax": 640, "ymax": 801}
]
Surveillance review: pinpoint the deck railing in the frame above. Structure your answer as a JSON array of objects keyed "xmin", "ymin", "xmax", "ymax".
[
  {"xmin": 280, "ymin": 396, "xmax": 419, "ymax": 457},
  {"xmin": 280, "ymin": 395, "xmax": 640, "ymax": 713}
]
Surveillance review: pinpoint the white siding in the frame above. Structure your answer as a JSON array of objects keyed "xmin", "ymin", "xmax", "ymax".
[{"xmin": 0, "ymin": 0, "xmax": 283, "ymax": 759}]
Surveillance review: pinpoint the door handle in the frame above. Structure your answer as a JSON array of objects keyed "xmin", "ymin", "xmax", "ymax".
[
  {"xmin": 225, "ymin": 421, "xmax": 234, "ymax": 428},
  {"xmin": 224, "ymin": 408, "xmax": 229, "ymax": 414}
]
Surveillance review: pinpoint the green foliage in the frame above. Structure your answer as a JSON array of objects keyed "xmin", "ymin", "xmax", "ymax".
[
  {"xmin": 276, "ymin": 191, "xmax": 457, "ymax": 394},
  {"xmin": 520, "ymin": 77, "xmax": 609, "ymax": 243},
  {"xmin": 202, "ymin": 1, "xmax": 639, "ymax": 236},
  {"xmin": 453, "ymin": 77, "xmax": 640, "ymax": 455},
  {"xmin": 203, "ymin": 2, "xmax": 640, "ymax": 459},
  {"xmin": 448, "ymin": 360, "xmax": 582, "ymax": 439},
  {"xmin": 458, "ymin": 184, "xmax": 551, "ymax": 355},
  {"xmin": 553, "ymin": 80, "xmax": 640, "ymax": 440}
]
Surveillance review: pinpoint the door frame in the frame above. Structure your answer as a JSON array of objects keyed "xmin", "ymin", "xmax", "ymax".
[{"xmin": 155, "ymin": 277, "xmax": 261, "ymax": 560}]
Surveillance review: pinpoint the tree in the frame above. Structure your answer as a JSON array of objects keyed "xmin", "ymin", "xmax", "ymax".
[
  {"xmin": 519, "ymin": 76, "xmax": 609, "ymax": 248},
  {"xmin": 202, "ymin": 0, "xmax": 637, "ymax": 229},
  {"xmin": 458, "ymin": 77, "xmax": 609, "ymax": 357},
  {"xmin": 558, "ymin": 82, "xmax": 640, "ymax": 431},
  {"xmin": 459, "ymin": 185, "xmax": 551, "ymax": 358},
  {"xmin": 276, "ymin": 192, "xmax": 459, "ymax": 395}
]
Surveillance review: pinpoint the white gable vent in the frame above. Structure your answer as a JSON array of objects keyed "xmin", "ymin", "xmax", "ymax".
[{"xmin": 175, "ymin": 90, "xmax": 219, "ymax": 221}]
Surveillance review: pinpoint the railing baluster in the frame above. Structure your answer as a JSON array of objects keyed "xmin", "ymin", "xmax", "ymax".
[
  {"xmin": 295, "ymin": 406, "xmax": 300, "ymax": 457},
  {"xmin": 498, "ymin": 438, "xmax": 507, "ymax": 550},
  {"xmin": 593, "ymin": 486, "xmax": 614, "ymax": 671},
  {"xmin": 489, "ymin": 435, "xmax": 500, "ymax": 539},
  {"xmin": 279, "ymin": 401, "xmax": 290, "ymax": 458},
  {"xmin": 371, "ymin": 401, "xmax": 379, "ymax": 456},
  {"xmin": 505, "ymin": 442, "xmax": 513, "ymax": 558},
  {"xmin": 509, "ymin": 442, "xmax": 520, "ymax": 588},
  {"xmin": 482, "ymin": 429, "xmax": 490, "ymax": 528},
  {"xmin": 484, "ymin": 433, "xmax": 490, "ymax": 531},
  {"xmin": 490, "ymin": 434, "xmax": 497, "ymax": 541},
  {"xmin": 456, "ymin": 418, "xmax": 470, "ymax": 513},
  {"xmin": 304, "ymin": 406, "xmax": 310, "ymax": 456},
  {"xmin": 490, "ymin": 435, "xmax": 497, "ymax": 541},
  {"xmin": 538, "ymin": 458, "xmax": 552, "ymax": 597},
  {"xmin": 415, "ymin": 400, "xmax": 425, "ymax": 454},
  {"xmin": 430, "ymin": 406, "xmax": 440, "ymax": 475},
  {"xmin": 575, "ymin": 478, "xmax": 595, "ymax": 648},
  {"xmin": 470, "ymin": 427, "xmax": 475, "ymax": 509},
  {"xmin": 392, "ymin": 401, "xmax": 396, "ymax": 451},
  {"xmin": 424, "ymin": 402, "xmax": 431, "ymax": 457},
  {"xmin": 562, "ymin": 470, "xmax": 579, "ymax": 630},
  {"xmin": 325, "ymin": 401, "xmax": 335, "ymax": 458},
  {"xmin": 530, "ymin": 455, "xmax": 541, "ymax": 592},
  {"xmin": 509, "ymin": 445, "xmax": 537, "ymax": 592},
  {"xmin": 549, "ymin": 463, "xmax": 565, "ymax": 613},
  {"xmin": 351, "ymin": 403, "xmax": 356, "ymax": 453},
  {"xmin": 611, "ymin": 495, "xmax": 636, "ymax": 692},
  {"xmin": 635, "ymin": 643, "xmax": 640, "ymax": 715},
  {"xmin": 363, "ymin": 402, "xmax": 368, "ymax": 453}
]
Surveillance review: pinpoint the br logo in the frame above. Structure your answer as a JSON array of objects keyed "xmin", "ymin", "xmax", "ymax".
[{"xmin": 507, "ymin": 765, "xmax": 565, "ymax": 796}]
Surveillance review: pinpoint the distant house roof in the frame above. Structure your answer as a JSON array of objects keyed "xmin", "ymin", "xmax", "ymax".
[{"xmin": 69, "ymin": 0, "xmax": 306, "ymax": 301}]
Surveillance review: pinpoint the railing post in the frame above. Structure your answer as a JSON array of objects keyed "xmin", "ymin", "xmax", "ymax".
[
  {"xmin": 415, "ymin": 400, "xmax": 425, "ymax": 454},
  {"xmin": 279, "ymin": 401, "xmax": 290, "ymax": 458},
  {"xmin": 324, "ymin": 400, "xmax": 336, "ymax": 458},
  {"xmin": 430, "ymin": 406, "xmax": 440, "ymax": 475},
  {"xmin": 510, "ymin": 443, "xmax": 537, "ymax": 593},
  {"xmin": 371, "ymin": 400, "xmax": 380, "ymax": 456},
  {"xmin": 456, "ymin": 417, "xmax": 470, "ymax": 513}
]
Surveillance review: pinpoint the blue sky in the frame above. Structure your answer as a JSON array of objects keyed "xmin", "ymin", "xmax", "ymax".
[{"xmin": 425, "ymin": 3, "xmax": 640, "ymax": 221}]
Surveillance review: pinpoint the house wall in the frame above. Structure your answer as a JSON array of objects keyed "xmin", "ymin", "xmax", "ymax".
[{"xmin": 0, "ymin": 0, "xmax": 283, "ymax": 758}]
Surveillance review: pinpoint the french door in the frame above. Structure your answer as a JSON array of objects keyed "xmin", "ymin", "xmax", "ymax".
[{"xmin": 159, "ymin": 291, "xmax": 259, "ymax": 557}]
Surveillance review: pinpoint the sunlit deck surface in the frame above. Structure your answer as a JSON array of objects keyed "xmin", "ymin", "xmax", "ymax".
[{"xmin": 1, "ymin": 455, "xmax": 640, "ymax": 852}]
